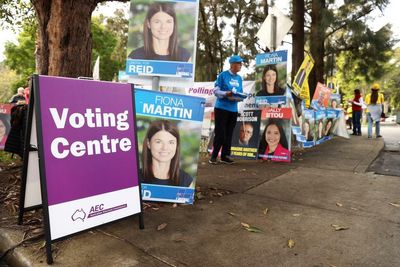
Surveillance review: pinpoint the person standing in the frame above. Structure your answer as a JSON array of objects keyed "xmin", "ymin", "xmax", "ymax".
[
  {"xmin": 365, "ymin": 83, "xmax": 384, "ymax": 138},
  {"xmin": 9, "ymin": 87, "xmax": 25, "ymax": 105},
  {"xmin": 349, "ymin": 89, "xmax": 364, "ymax": 136},
  {"xmin": 209, "ymin": 55, "xmax": 243, "ymax": 165}
]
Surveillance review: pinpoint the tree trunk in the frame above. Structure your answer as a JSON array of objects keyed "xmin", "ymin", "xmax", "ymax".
[
  {"xmin": 32, "ymin": 0, "xmax": 98, "ymax": 77},
  {"xmin": 291, "ymin": 0, "xmax": 305, "ymax": 83},
  {"xmin": 309, "ymin": 0, "xmax": 325, "ymax": 96}
]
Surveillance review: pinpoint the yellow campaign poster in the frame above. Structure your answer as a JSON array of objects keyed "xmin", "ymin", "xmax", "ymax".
[
  {"xmin": 292, "ymin": 54, "xmax": 314, "ymax": 98},
  {"xmin": 300, "ymin": 80, "xmax": 310, "ymax": 108}
]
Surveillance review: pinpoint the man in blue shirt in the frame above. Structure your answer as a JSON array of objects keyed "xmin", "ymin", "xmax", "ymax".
[{"xmin": 209, "ymin": 55, "xmax": 243, "ymax": 165}]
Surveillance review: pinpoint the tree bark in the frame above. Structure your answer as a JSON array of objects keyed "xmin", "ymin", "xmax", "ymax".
[
  {"xmin": 309, "ymin": 0, "xmax": 325, "ymax": 96},
  {"xmin": 32, "ymin": 0, "xmax": 98, "ymax": 77},
  {"xmin": 291, "ymin": 0, "xmax": 305, "ymax": 83}
]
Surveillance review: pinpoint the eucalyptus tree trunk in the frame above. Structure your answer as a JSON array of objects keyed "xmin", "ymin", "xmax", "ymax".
[{"xmin": 291, "ymin": 0, "xmax": 305, "ymax": 83}]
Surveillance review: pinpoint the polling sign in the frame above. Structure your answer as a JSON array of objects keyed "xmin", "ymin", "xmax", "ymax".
[{"xmin": 30, "ymin": 76, "xmax": 143, "ymax": 263}]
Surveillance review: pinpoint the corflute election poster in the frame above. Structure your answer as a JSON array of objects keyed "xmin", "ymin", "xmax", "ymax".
[
  {"xmin": 258, "ymin": 107, "xmax": 292, "ymax": 162},
  {"xmin": 35, "ymin": 76, "xmax": 142, "ymax": 241},
  {"xmin": 126, "ymin": 0, "xmax": 199, "ymax": 79},
  {"xmin": 135, "ymin": 89, "xmax": 205, "ymax": 204}
]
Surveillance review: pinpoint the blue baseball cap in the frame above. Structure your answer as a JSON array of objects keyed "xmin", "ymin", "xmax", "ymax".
[{"xmin": 229, "ymin": 55, "xmax": 243, "ymax": 64}]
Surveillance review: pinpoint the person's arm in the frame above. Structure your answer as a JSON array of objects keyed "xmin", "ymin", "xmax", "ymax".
[
  {"xmin": 353, "ymin": 97, "xmax": 363, "ymax": 106},
  {"xmin": 213, "ymin": 73, "xmax": 232, "ymax": 98}
]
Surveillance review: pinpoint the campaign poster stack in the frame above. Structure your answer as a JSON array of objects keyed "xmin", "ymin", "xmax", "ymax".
[
  {"xmin": 0, "ymin": 104, "xmax": 12, "ymax": 150},
  {"xmin": 258, "ymin": 108, "xmax": 292, "ymax": 162},
  {"xmin": 135, "ymin": 89, "xmax": 205, "ymax": 204},
  {"xmin": 300, "ymin": 109, "xmax": 315, "ymax": 148},
  {"xmin": 230, "ymin": 110, "xmax": 261, "ymax": 159}
]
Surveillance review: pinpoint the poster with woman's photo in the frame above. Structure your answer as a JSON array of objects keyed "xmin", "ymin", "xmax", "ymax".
[
  {"xmin": 254, "ymin": 51, "xmax": 288, "ymax": 107},
  {"xmin": 324, "ymin": 109, "xmax": 337, "ymax": 141},
  {"xmin": 329, "ymin": 93, "xmax": 341, "ymax": 109},
  {"xmin": 258, "ymin": 108, "xmax": 292, "ymax": 162},
  {"xmin": 315, "ymin": 110, "xmax": 326, "ymax": 145},
  {"xmin": 300, "ymin": 109, "xmax": 315, "ymax": 148},
  {"xmin": 135, "ymin": 89, "xmax": 205, "ymax": 204},
  {"xmin": 230, "ymin": 110, "xmax": 261, "ymax": 159},
  {"xmin": 0, "ymin": 104, "xmax": 12, "ymax": 150},
  {"xmin": 126, "ymin": 0, "xmax": 199, "ymax": 79}
]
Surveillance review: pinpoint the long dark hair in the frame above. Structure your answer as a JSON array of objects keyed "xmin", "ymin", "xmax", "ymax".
[
  {"xmin": 370, "ymin": 89, "xmax": 379, "ymax": 104},
  {"xmin": 258, "ymin": 119, "xmax": 288, "ymax": 155},
  {"xmin": 142, "ymin": 120, "xmax": 181, "ymax": 185},
  {"xmin": 0, "ymin": 114, "xmax": 11, "ymax": 136},
  {"xmin": 261, "ymin": 65, "xmax": 283, "ymax": 94},
  {"xmin": 143, "ymin": 2, "xmax": 179, "ymax": 60}
]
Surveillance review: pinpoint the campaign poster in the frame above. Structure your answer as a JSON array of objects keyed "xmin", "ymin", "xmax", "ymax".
[
  {"xmin": 324, "ymin": 109, "xmax": 337, "ymax": 141},
  {"xmin": 0, "ymin": 104, "xmax": 12, "ymax": 150},
  {"xmin": 300, "ymin": 109, "xmax": 315, "ymax": 148},
  {"xmin": 292, "ymin": 53, "xmax": 314, "ymax": 98},
  {"xmin": 230, "ymin": 110, "xmax": 261, "ymax": 159},
  {"xmin": 258, "ymin": 108, "xmax": 292, "ymax": 162},
  {"xmin": 254, "ymin": 51, "xmax": 288, "ymax": 107},
  {"xmin": 329, "ymin": 93, "xmax": 341, "ymax": 109},
  {"xmin": 311, "ymin": 82, "xmax": 332, "ymax": 110},
  {"xmin": 35, "ymin": 76, "xmax": 141, "ymax": 241},
  {"xmin": 315, "ymin": 110, "xmax": 326, "ymax": 145},
  {"xmin": 135, "ymin": 89, "xmax": 205, "ymax": 204},
  {"xmin": 126, "ymin": 0, "xmax": 199, "ymax": 79}
]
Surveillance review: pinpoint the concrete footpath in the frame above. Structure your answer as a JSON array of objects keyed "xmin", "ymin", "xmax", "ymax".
[{"xmin": 1, "ymin": 134, "xmax": 400, "ymax": 267}]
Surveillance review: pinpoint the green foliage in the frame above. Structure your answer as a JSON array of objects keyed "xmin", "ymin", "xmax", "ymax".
[
  {"xmin": 0, "ymin": 63, "xmax": 19, "ymax": 102},
  {"xmin": 0, "ymin": 0, "xmax": 35, "ymax": 29},
  {"xmin": 3, "ymin": 22, "xmax": 36, "ymax": 91}
]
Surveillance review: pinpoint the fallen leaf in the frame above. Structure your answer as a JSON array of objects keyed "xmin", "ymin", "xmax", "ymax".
[
  {"xmin": 157, "ymin": 223, "xmax": 167, "ymax": 231},
  {"xmin": 172, "ymin": 203, "xmax": 178, "ymax": 208},
  {"xmin": 245, "ymin": 226, "xmax": 263, "ymax": 233},
  {"xmin": 228, "ymin": 212, "xmax": 236, "ymax": 216},
  {"xmin": 217, "ymin": 192, "xmax": 223, "ymax": 197},
  {"xmin": 241, "ymin": 222, "xmax": 250, "ymax": 228},
  {"xmin": 288, "ymin": 239, "xmax": 295, "ymax": 248},
  {"xmin": 389, "ymin": 202, "xmax": 400, "ymax": 208},
  {"xmin": 292, "ymin": 213, "xmax": 301, "ymax": 217},
  {"xmin": 350, "ymin": 207, "xmax": 358, "ymax": 211},
  {"xmin": 263, "ymin": 208, "xmax": 269, "ymax": 215},
  {"xmin": 336, "ymin": 202, "xmax": 343, "ymax": 207},
  {"xmin": 331, "ymin": 224, "xmax": 349, "ymax": 231},
  {"xmin": 209, "ymin": 200, "xmax": 213, "ymax": 204}
]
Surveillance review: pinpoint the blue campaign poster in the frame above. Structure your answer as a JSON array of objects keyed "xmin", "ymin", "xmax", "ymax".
[
  {"xmin": 126, "ymin": 0, "xmax": 199, "ymax": 79},
  {"xmin": 135, "ymin": 89, "xmax": 205, "ymax": 204},
  {"xmin": 301, "ymin": 109, "xmax": 315, "ymax": 148},
  {"xmin": 315, "ymin": 110, "xmax": 326, "ymax": 145}
]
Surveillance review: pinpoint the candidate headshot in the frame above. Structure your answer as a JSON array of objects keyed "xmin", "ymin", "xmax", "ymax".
[
  {"xmin": 128, "ymin": 2, "xmax": 192, "ymax": 62},
  {"xmin": 238, "ymin": 122, "xmax": 254, "ymax": 146},
  {"xmin": 142, "ymin": 120, "xmax": 193, "ymax": 187},
  {"xmin": 256, "ymin": 64, "xmax": 285, "ymax": 96},
  {"xmin": 258, "ymin": 119, "xmax": 290, "ymax": 161},
  {"xmin": 302, "ymin": 120, "xmax": 314, "ymax": 141}
]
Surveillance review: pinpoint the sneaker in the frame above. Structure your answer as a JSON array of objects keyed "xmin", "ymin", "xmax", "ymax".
[
  {"xmin": 208, "ymin": 158, "xmax": 218, "ymax": 164},
  {"xmin": 376, "ymin": 135, "xmax": 382, "ymax": 138},
  {"xmin": 220, "ymin": 157, "xmax": 234, "ymax": 165}
]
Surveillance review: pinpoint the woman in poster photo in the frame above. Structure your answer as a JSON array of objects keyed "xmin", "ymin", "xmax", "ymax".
[
  {"xmin": 324, "ymin": 119, "xmax": 333, "ymax": 136},
  {"xmin": 317, "ymin": 120, "xmax": 324, "ymax": 139},
  {"xmin": 0, "ymin": 115, "xmax": 11, "ymax": 148},
  {"xmin": 302, "ymin": 120, "xmax": 314, "ymax": 141},
  {"xmin": 142, "ymin": 120, "xmax": 193, "ymax": 187},
  {"xmin": 128, "ymin": 2, "xmax": 191, "ymax": 62},
  {"xmin": 258, "ymin": 120, "xmax": 290, "ymax": 161},
  {"xmin": 256, "ymin": 65, "xmax": 285, "ymax": 96}
]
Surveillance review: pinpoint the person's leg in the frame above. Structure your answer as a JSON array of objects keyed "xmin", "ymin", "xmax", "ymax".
[
  {"xmin": 352, "ymin": 113, "xmax": 357, "ymax": 134},
  {"xmin": 367, "ymin": 112, "xmax": 372, "ymax": 138},
  {"xmin": 355, "ymin": 111, "xmax": 362, "ymax": 135},
  {"xmin": 211, "ymin": 108, "xmax": 227, "ymax": 160},
  {"xmin": 221, "ymin": 111, "xmax": 238, "ymax": 159},
  {"xmin": 376, "ymin": 120, "xmax": 381, "ymax": 137}
]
